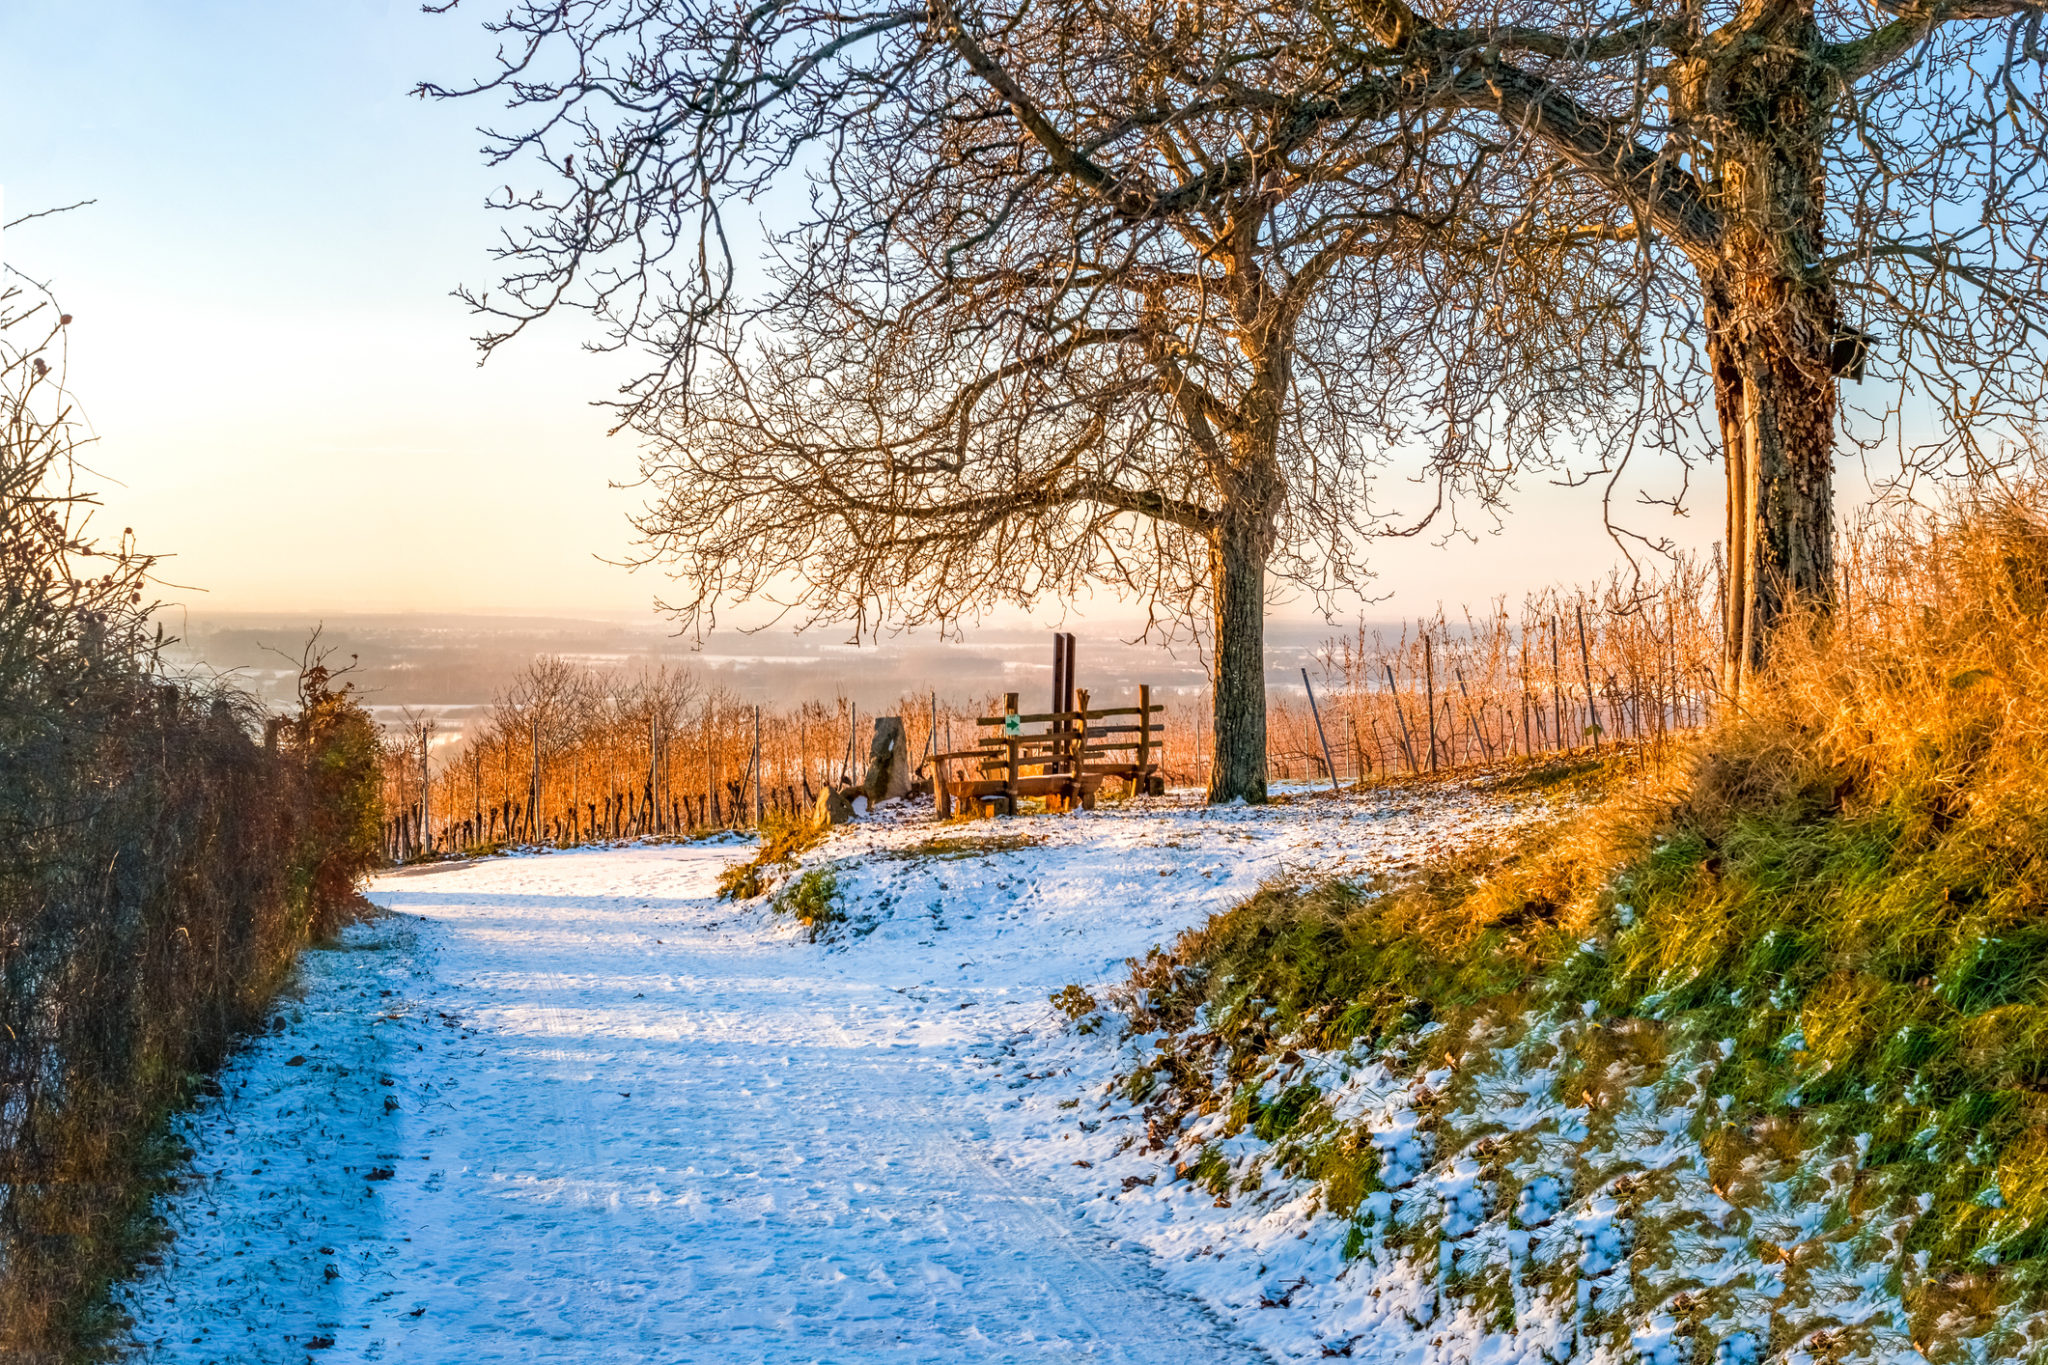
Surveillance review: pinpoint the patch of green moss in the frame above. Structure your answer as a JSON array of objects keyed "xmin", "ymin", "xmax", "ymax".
[
  {"xmin": 719, "ymin": 811, "xmax": 828, "ymax": 900},
  {"xmin": 771, "ymin": 868, "xmax": 844, "ymax": 940},
  {"xmin": 1118, "ymin": 770, "xmax": 2048, "ymax": 1293},
  {"xmin": 1185, "ymin": 1144, "xmax": 1231, "ymax": 1199}
]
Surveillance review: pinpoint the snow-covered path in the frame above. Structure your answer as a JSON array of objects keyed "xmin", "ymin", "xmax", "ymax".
[{"xmin": 117, "ymin": 792, "xmax": 1518, "ymax": 1363}]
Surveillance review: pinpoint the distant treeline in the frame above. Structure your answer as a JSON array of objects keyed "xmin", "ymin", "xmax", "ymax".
[{"xmin": 0, "ymin": 282, "xmax": 385, "ymax": 1355}]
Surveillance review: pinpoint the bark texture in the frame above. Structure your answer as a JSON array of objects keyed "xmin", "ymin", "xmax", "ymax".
[
  {"xmin": 1704, "ymin": 266, "xmax": 1839, "ymax": 694},
  {"xmin": 1206, "ymin": 516, "xmax": 1271, "ymax": 804},
  {"xmin": 1670, "ymin": 0, "xmax": 1841, "ymax": 693}
]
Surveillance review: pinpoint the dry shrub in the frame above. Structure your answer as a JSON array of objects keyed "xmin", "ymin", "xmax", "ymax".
[
  {"xmin": 1608, "ymin": 483, "xmax": 2048, "ymax": 1281},
  {"xmin": 0, "ymin": 283, "xmax": 384, "ymax": 1358}
]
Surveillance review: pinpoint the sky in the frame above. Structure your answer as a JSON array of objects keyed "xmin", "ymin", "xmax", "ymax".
[{"xmin": 1, "ymin": 0, "xmax": 1725, "ymax": 632}]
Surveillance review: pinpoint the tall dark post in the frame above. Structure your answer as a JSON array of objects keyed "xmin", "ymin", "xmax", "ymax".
[
  {"xmin": 1576, "ymin": 602, "xmax": 1602, "ymax": 752},
  {"xmin": 1384, "ymin": 663, "xmax": 1419, "ymax": 774},
  {"xmin": 1423, "ymin": 633, "xmax": 1439, "ymax": 773},
  {"xmin": 529, "ymin": 714, "xmax": 541, "ymax": 841},
  {"xmin": 419, "ymin": 727, "xmax": 431, "ymax": 854},
  {"xmin": 1551, "ymin": 617, "xmax": 1568, "ymax": 753},
  {"xmin": 1301, "ymin": 667, "xmax": 1340, "ymax": 796},
  {"xmin": 1061, "ymin": 633, "xmax": 1077, "ymax": 714},
  {"xmin": 1052, "ymin": 632, "xmax": 1067, "ymax": 717},
  {"xmin": 648, "ymin": 711, "xmax": 660, "ymax": 831}
]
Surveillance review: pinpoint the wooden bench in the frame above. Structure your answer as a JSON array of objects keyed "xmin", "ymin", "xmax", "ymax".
[{"xmin": 934, "ymin": 685, "xmax": 1166, "ymax": 817}]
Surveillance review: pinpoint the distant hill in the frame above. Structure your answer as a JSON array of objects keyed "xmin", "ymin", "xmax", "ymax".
[{"xmin": 156, "ymin": 610, "xmax": 1362, "ymax": 737}]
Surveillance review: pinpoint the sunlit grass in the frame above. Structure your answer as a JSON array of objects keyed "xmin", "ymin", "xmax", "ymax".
[{"xmin": 1107, "ymin": 482, "xmax": 2048, "ymax": 1317}]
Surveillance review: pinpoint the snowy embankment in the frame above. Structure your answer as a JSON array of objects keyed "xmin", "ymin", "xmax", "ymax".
[
  {"xmin": 995, "ymin": 905, "xmax": 1968, "ymax": 1360},
  {"xmin": 116, "ymin": 784, "xmax": 1522, "ymax": 1363}
]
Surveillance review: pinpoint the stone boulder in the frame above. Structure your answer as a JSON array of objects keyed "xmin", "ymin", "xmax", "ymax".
[
  {"xmin": 862, "ymin": 716, "xmax": 913, "ymax": 803},
  {"xmin": 812, "ymin": 785, "xmax": 855, "ymax": 828}
]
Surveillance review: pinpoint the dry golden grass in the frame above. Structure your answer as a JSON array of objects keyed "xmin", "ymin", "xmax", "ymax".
[{"xmin": 1105, "ymin": 478, "xmax": 2048, "ymax": 1313}]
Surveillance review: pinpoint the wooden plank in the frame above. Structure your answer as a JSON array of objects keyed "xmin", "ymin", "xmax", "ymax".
[
  {"xmin": 1074, "ymin": 687, "xmax": 1090, "ymax": 790},
  {"xmin": 945, "ymin": 773, "xmax": 1106, "ymax": 799},
  {"xmin": 958, "ymin": 727, "xmax": 1146, "ymax": 753},
  {"xmin": 974, "ymin": 704, "xmax": 1165, "ymax": 727},
  {"xmin": 982, "ymin": 736, "xmax": 1151, "ymax": 752}
]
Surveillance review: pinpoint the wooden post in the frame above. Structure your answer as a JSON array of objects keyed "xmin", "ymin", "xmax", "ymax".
[
  {"xmin": 1073, "ymin": 687, "xmax": 1092, "ymax": 810},
  {"xmin": 1576, "ymin": 601, "xmax": 1601, "ymax": 751},
  {"xmin": 754, "ymin": 704, "xmax": 764, "ymax": 826},
  {"xmin": 845, "ymin": 702, "xmax": 856, "ymax": 786},
  {"xmin": 1301, "ymin": 668, "xmax": 1340, "ymax": 796},
  {"xmin": 1551, "ymin": 616, "xmax": 1567, "ymax": 753},
  {"xmin": 1051, "ymin": 634, "xmax": 1067, "ymax": 722},
  {"xmin": 1519, "ymin": 633, "xmax": 1533, "ymax": 758},
  {"xmin": 1422, "ymin": 632, "xmax": 1439, "ymax": 772},
  {"xmin": 1136, "ymin": 683, "xmax": 1152, "ymax": 776},
  {"xmin": 942, "ymin": 710, "xmax": 954, "ymax": 816},
  {"xmin": 526, "ymin": 715, "xmax": 540, "ymax": 841},
  {"xmin": 419, "ymin": 726, "xmax": 431, "ymax": 856},
  {"xmin": 1004, "ymin": 691, "xmax": 1020, "ymax": 815},
  {"xmin": 1064, "ymin": 633, "xmax": 1079, "ymax": 794},
  {"xmin": 1062, "ymin": 633, "xmax": 1077, "ymax": 714},
  {"xmin": 1454, "ymin": 668, "xmax": 1493, "ymax": 761},
  {"xmin": 649, "ymin": 711, "xmax": 660, "ymax": 833},
  {"xmin": 1049, "ymin": 635, "xmax": 1067, "ymax": 807},
  {"xmin": 1384, "ymin": 663, "xmax": 1420, "ymax": 774}
]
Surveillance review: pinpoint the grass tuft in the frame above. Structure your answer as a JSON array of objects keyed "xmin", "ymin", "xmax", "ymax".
[
  {"xmin": 717, "ymin": 810, "xmax": 828, "ymax": 900},
  {"xmin": 772, "ymin": 868, "xmax": 844, "ymax": 940}
]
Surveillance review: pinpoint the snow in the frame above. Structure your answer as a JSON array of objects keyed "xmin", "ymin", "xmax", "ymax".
[
  {"xmin": 988, "ymin": 928, "xmax": 1988, "ymax": 1361},
  {"xmin": 120, "ymin": 776, "xmax": 2039, "ymax": 1361},
  {"xmin": 117, "ymin": 785, "xmax": 1519, "ymax": 1363}
]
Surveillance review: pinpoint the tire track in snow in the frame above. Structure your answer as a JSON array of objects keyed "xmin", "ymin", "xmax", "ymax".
[{"xmin": 116, "ymin": 836, "xmax": 1272, "ymax": 1363}]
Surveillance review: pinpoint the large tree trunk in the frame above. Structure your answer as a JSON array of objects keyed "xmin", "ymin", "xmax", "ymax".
[
  {"xmin": 1701, "ymin": 263, "xmax": 1840, "ymax": 698},
  {"xmin": 1206, "ymin": 516, "xmax": 1268, "ymax": 804},
  {"xmin": 1680, "ymin": 2, "xmax": 1841, "ymax": 698}
]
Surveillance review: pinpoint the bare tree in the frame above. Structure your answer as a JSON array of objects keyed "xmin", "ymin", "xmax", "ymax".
[
  {"xmin": 1313, "ymin": 0, "xmax": 2048, "ymax": 690},
  {"xmin": 425, "ymin": 0, "xmax": 1648, "ymax": 800}
]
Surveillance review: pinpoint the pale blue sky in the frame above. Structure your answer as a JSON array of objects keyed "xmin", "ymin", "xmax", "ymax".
[{"xmin": 1, "ymin": 0, "xmax": 1720, "ymax": 625}]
